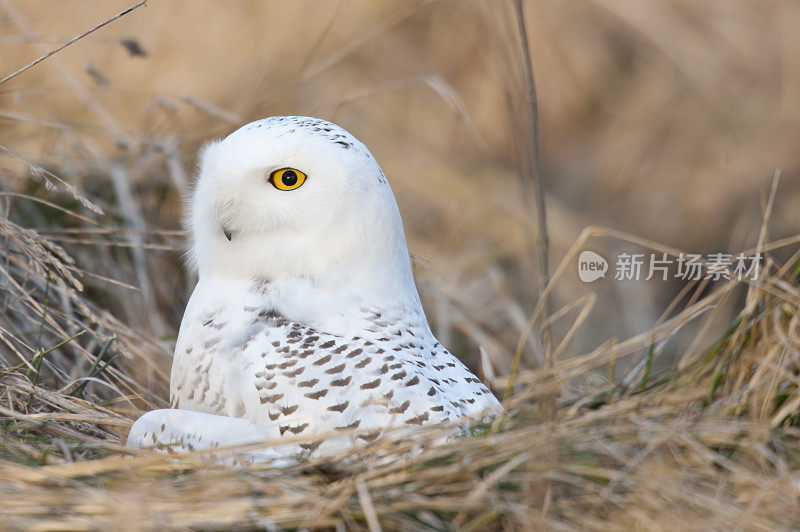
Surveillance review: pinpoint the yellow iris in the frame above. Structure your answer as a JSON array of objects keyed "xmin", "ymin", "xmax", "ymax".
[{"xmin": 270, "ymin": 168, "xmax": 307, "ymax": 191}]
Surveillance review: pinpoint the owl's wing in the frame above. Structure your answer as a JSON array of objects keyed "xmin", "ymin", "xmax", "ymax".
[
  {"xmin": 132, "ymin": 303, "xmax": 499, "ymax": 460},
  {"xmin": 236, "ymin": 308, "xmax": 499, "ymax": 454}
]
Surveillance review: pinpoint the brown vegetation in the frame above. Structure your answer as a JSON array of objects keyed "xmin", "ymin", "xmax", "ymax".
[{"xmin": 1, "ymin": 1, "xmax": 799, "ymax": 529}]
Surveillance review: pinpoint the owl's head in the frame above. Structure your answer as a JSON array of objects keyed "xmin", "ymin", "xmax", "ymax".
[{"xmin": 188, "ymin": 116, "xmax": 416, "ymax": 302}]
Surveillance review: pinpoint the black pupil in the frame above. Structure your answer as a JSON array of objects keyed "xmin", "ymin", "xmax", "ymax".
[{"xmin": 281, "ymin": 170, "xmax": 298, "ymax": 187}]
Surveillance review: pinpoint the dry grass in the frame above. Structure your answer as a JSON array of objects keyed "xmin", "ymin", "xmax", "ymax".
[{"xmin": 1, "ymin": 1, "xmax": 800, "ymax": 530}]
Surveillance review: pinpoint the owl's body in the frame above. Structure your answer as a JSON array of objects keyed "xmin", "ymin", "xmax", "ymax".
[{"xmin": 128, "ymin": 116, "xmax": 500, "ymax": 459}]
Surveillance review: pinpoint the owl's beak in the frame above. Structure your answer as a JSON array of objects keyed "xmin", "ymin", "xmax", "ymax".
[{"xmin": 222, "ymin": 226, "xmax": 233, "ymax": 241}]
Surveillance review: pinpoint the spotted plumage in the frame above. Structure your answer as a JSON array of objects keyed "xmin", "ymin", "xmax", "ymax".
[{"xmin": 128, "ymin": 116, "xmax": 500, "ymax": 460}]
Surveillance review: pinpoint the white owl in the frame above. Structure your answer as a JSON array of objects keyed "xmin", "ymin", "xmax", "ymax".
[{"xmin": 128, "ymin": 116, "xmax": 501, "ymax": 459}]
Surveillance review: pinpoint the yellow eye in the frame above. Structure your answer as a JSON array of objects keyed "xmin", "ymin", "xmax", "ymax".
[{"xmin": 269, "ymin": 168, "xmax": 307, "ymax": 191}]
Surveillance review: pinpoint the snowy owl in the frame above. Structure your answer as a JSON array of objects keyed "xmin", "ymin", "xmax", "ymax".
[{"xmin": 128, "ymin": 116, "xmax": 500, "ymax": 459}]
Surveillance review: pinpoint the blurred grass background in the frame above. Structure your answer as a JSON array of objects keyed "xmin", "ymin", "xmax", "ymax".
[
  {"xmin": 3, "ymin": 0, "xmax": 799, "ymax": 357},
  {"xmin": 1, "ymin": 1, "xmax": 800, "ymax": 529}
]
